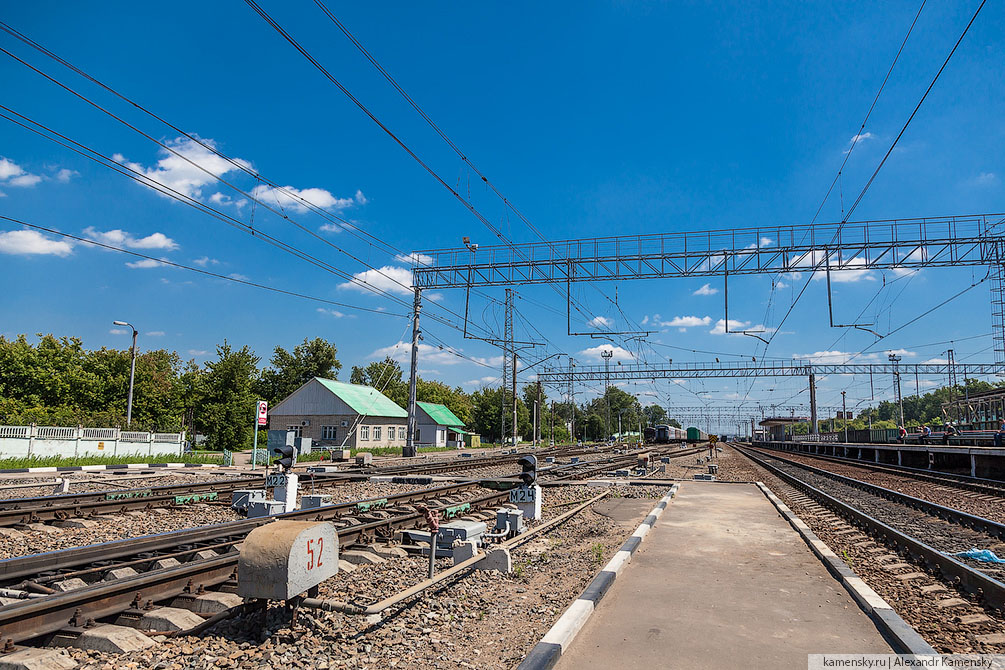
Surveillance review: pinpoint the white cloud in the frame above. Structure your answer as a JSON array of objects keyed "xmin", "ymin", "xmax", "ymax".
[
  {"xmin": 395, "ymin": 253, "xmax": 434, "ymax": 267},
  {"xmin": 228, "ymin": 272, "xmax": 249, "ymax": 281},
  {"xmin": 146, "ymin": 331, "xmax": 166, "ymax": 336},
  {"xmin": 884, "ymin": 348, "xmax": 916, "ymax": 358},
  {"xmin": 792, "ymin": 250, "xmax": 875, "ymax": 283},
  {"xmin": 774, "ymin": 281, "xmax": 788, "ymax": 289},
  {"xmin": 588, "ymin": 315, "xmax": 613, "ymax": 328},
  {"xmin": 792, "ymin": 350, "xmax": 857, "ymax": 364},
  {"xmin": 207, "ymin": 192, "xmax": 246, "ymax": 209},
  {"xmin": 188, "ymin": 349, "xmax": 208, "ymax": 356},
  {"xmin": 339, "ymin": 265, "xmax": 413, "ymax": 296},
  {"xmin": 370, "ymin": 340, "xmax": 478, "ymax": 367},
  {"xmin": 9, "ymin": 174, "xmax": 42, "ymax": 187},
  {"xmin": 109, "ymin": 328, "xmax": 128, "ymax": 335},
  {"xmin": 0, "ymin": 229, "xmax": 73, "ymax": 256},
  {"xmin": 849, "ymin": 132, "xmax": 874, "ymax": 144},
  {"xmin": 744, "ymin": 237, "xmax": 774, "ymax": 250},
  {"xmin": 55, "ymin": 168, "xmax": 77, "ymax": 183},
  {"xmin": 193, "ymin": 256, "xmax": 219, "ymax": 267},
  {"xmin": 640, "ymin": 315, "xmax": 649, "ymax": 326},
  {"xmin": 83, "ymin": 227, "xmax": 178, "ymax": 251},
  {"xmin": 117, "ymin": 136, "xmax": 251, "ymax": 199},
  {"xmin": 251, "ymin": 183, "xmax": 354, "ymax": 213},
  {"xmin": 355, "ymin": 190, "xmax": 368, "ymax": 205},
  {"xmin": 975, "ymin": 172, "xmax": 997, "ymax": 186},
  {"xmin": 922, "ymin": 357, "xmax": 949, "ymax": 364},
  {"xmin": 0, "ymin": 158, "xmax": 22, "ymax": 180},
  {"xmin": 709, "ymin": 318, "xmax": 749, "ymax": 334},
  {"xmin": 578, "ymin": 345, "xmax": 635, "ymax": 362},
  {"xmin": 661, "ymin": 315, "xmax": 711, "ymax": 329},
  {"xmin": 426, "ymin": 292, "xmax": 444, "ymax": 302},
  {"xmin": 125, "ymin": 257, "xmax": 169, "ymax": 269},
  {"xmin": 692, "ymin": 283, "xmax": 718, "ymax": 296},
  {"xmin": 319, "ymin": 222, "xmax": 342, "ymax": 233},
  {"xmin": 316, "ymin": 307, "xmax": 348, "ymax": 318},
  {"xmin": 0, "ymin": 157, "xmax": 43, "ymax": 187},
  {"xmin": 463, "ymin": 375, "xmax": 499, "ymax": 388}
]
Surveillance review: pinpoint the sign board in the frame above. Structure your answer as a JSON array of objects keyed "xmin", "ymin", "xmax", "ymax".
[
  {"xmin": 256, "ymin": 401, "xmax": 269, "ymax": 426},
  {"xmin": 266, "ymin": 473, "xmax": 288, "ymax": 489},
  {"xmin": 709, "ymin": 434, "xmax": 718, "ymax": 445},
  {"xmin": 509, "ymin": 485, "xmax": 538, "ymax": 504}
]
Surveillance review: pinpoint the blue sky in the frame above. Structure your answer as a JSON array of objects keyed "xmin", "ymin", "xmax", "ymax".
[{"xmin": 1, "ymin": 2, "xmax": 1002, "ymax": 431}]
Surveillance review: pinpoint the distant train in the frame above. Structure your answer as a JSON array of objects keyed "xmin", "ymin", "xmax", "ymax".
[{"xmin": 645, "ymin": 425, "xmax": 709, "ymax": 444}]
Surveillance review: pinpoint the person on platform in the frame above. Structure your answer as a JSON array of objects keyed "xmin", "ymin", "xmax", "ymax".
[
  {"xmin": 942, "ymin": 422, "xmax": 957, "ymax": 445},
  {"xmin": 898, "ymin": 425, "xmax": 907, "ymax": 444},
  {"xmin": 921, "ymin": 424, "xmax": 932, "ymax": 445},
  {"xmin": 995, "ymin": 421, "xmax": 1005, "ymax": 448}
]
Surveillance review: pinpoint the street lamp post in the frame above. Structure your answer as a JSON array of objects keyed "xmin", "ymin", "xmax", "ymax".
[{"xmin": 113, "ymin": 321, "xmax": 138, "ymax": 428}]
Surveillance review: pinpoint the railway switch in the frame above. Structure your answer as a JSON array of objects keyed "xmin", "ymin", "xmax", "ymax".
[{"xmin": 237, "ymin": 520, "xmax": 339, "ymax": 601}]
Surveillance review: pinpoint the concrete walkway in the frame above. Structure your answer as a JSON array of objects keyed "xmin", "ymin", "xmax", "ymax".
[{"xmin": 556, "ymin": 482, "xmax": 895, "ymax": 670}]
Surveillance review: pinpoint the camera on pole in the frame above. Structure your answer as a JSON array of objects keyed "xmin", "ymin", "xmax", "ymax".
[{"xmin": 518, "ymin": 455, "xmax": 537, "ymax": 485}]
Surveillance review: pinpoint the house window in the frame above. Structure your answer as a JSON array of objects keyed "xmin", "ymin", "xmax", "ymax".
[
  {"xmin": 321, "ymin": 425, "xmax": 337, "ymax": 440},
  {"xmin": 286, "ymin": 425, "xmax": 303, "ymax": 438},
  {"xmin": 360, "ymin": 425, "xmax": 369, "ymax": 441},
  {"xmin": 373, "ymin": 426, "xmax": 382, "ymax": 441},
  {"xmin": 398, "ymin": 427, "xmax": 406, "ymax": 440}
]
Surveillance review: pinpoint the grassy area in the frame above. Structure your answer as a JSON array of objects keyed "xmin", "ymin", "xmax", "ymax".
[{"xmin": 0, "ymin": 452, "xmax": 223, "ymax": 469}]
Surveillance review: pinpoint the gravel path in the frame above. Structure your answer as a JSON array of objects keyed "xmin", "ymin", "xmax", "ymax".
[
  {"xmin": 59, "ymin": 484, "xmax": 670, "ymax": 670},
  {"xmin": 727, "ymin": 445, "xmax": 1005, "ymax": 654}
]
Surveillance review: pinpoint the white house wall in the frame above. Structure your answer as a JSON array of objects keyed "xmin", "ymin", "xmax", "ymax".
[{"xmin": 270, "ymin": 379, "xmax": 353, "ymax": 417}]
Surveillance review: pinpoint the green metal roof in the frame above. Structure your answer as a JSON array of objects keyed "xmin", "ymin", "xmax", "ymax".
[
  {"xmin": 315, "ymin": 378, "xmax": 408, "ymax": 418},
  {"xmin": 416, "ymin": 401, "xmax": 465, "ymax": 428}
]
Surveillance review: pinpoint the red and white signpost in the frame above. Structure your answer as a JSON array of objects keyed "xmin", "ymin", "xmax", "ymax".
[{"xmin": 251, "ymin": 400, "xmax": 268, "ymax": 471}]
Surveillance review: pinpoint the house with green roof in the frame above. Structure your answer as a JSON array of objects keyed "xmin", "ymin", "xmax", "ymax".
[
  {"xmin": 415, "ymin": 401, "xmax": 468, "ymax": 448},
  {"xmin": 269, "ymin": 377, "xmax": 408, "ymax": 449}
]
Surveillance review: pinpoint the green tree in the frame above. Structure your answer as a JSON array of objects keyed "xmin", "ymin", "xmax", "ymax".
[
  {"xmin": 349, "ymin": 357, "xmax": 408, "ymax": 407},
  {"xmin": 417, "ymin": 378, "xmax": 473, "ymax": 426},
  {"xmin": 197, "ymin": 341, "xmax": 260, "ymax": 451},
  {"xmin": 643, "ymin": 404, "xmax": 668, "ymax": 426},
  {"xmin": 257, "ymin": 337, "xmax": 340, "ymax": 405}
]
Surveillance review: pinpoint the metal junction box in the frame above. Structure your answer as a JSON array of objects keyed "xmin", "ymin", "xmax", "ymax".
[
  {"xmin": 247, "ymin": 499, "xmax": 286, "ymax": 518},
  {"xmin": 438, "ymin": 520, "xmax": 487, "ymax": 545},
  {"xmin": 231, "ymin": 489, "xmax": 266, "ymax": 511},
  {"xmin": 301, "ymin": 494, "xmax": 334, "ymax": 510}
]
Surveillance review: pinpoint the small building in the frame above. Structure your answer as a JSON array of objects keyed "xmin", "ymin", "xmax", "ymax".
[
  {"xmin": 269, "ymin": 377, "xmax": 407, "ymax": 449},
  {"xmin": 415, "ymin": 401, "xmax": 468, "ymax": 448},
  {"xmin": 759, "ymin": 416, "xmax": 809, "ymax": 442}
]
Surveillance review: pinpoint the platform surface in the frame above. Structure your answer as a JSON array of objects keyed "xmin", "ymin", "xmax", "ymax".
[{"xmin": 556, "ymin": 482, "xmax": 895, "ymax": 670}]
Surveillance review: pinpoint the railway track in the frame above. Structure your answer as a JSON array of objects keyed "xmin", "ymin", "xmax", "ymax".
[
  {"xmin": 0, "ymin": 476, "xmax": 268, "ymax": 527},
  {"xmin": 735, "ymin": 445, "xmax": 1005, "ymax": 611},
  {"xmin": 0, "ymin": 445, "xmax": 612, "ymax": 527},
  {"xmin": 749, "ymin": 443, "xmax": 1005, "ymax": 500},
  {"xmin": 0, "ymin": 480, "xmax": 509, "ymax": 646}
]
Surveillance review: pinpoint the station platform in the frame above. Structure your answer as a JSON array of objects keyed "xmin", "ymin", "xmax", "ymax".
[
  {"xmin": 757, "ymin": 439, "xmax": 1005, "ymax": 479},
  {"xmin": 555, "ymin": 482, "xmax": 895, "ymax": 670}
]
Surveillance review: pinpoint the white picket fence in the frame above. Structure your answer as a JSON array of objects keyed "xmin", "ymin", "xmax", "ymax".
[{"xmin": 0, "ymin": 425, "xmax": 185, "ymax": 459}]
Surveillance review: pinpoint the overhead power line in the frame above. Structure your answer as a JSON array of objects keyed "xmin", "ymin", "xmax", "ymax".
[{"xmin": 0, "ymin": 215, "xmax": 408, "ymax": 317}]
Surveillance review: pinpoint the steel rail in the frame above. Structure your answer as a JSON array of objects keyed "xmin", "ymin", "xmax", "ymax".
[
  {"xmin": 0, "ymin": 476, "xmax": 267, "ymax": 527},
  {"xmin": 736, "ymin": 446, "xmax": 1005, "ymax": 609},
  {"xmin": 0, "ymin": 480, "xmax": 486, "ymax": 584},
  {"xmin": 0, "ymin": 488, "xmax": 510, "ymax": 644},
  {"xmin": 748, "ymin": 445, "xmax": 1005, "ymax": 499}
]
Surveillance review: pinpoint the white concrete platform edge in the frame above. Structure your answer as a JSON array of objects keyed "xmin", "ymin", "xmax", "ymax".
[
  {"xmin": 516, "ymin": 483, "xmax": 680, "ymax": 670},
  {"xmin": 755, "ymin": 481, "xmax": 937, "ymax": 655}
]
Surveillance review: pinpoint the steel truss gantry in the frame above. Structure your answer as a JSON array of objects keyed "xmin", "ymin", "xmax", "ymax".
[
  {"xmin": 535, "ymin": 361, "xmax": 1005, "ymax": 382},
  {"xmin": 413, "ymin": 214, "xmax": 1005, "ymax": 287}
]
